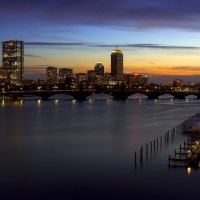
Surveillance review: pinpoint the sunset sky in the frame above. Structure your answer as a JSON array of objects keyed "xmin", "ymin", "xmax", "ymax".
[{"xmin": 1, "ymin": 0, "xmax": 200, "ymax": 83}]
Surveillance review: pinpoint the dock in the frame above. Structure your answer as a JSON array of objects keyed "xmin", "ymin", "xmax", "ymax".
[{"xmin": 168, "ymin": 135, "xmax": 200, "ymax": 168}]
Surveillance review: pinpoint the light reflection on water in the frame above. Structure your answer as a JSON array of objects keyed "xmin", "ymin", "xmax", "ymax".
[{"xmin": 0, "ymin": 98, "xmax": 200, "ymax": 199}]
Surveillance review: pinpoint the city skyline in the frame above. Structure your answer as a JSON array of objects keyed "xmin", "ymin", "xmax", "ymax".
[{"xmin": 2, "ymin": 0, "xmax": 200, "ymax": 83}]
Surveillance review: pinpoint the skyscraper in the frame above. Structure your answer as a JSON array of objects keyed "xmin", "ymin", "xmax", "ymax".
[
  {"xmin": 111, "ymin": 49, "xmax": 123, "ymax": 81},
  {"xmin": 94, "ymin": 62, "xmax": 104, "ymax": 76},
  {"xmin": 46, "ymin": 67, "xmax": 57, "ymax": 84},
  {"xmin": 2, "ymin": 40, "xmax": 24, "ymax": 80}
]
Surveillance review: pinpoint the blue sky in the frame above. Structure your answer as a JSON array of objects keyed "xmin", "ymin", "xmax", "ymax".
[{"xmin": 1, "ymin": 0, "xmax": 200, "ymax": 83}]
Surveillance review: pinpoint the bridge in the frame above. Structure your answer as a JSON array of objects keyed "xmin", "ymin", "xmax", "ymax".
[{"xmin": 1, "ymin": 89, "xmax": 200, "ymax": 101}]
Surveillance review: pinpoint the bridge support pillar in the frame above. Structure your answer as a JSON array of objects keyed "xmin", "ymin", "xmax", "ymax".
[
  {"xmin": 148, "ymin": 95, "xmax": 159, "ymax": 100},
  {"xmin": 41, "ymin": 95, "xmax": 50, "ymax": 100},
  {"xmin": 72, "ymin": 96, "xmax": 86, "ymax": 101},
  {"xmin": 113, "ymin": 92, "xmax": 128, "ymax": 100},
  {"xmin": 10, "ymin": 95, "xmax": 19, "ymax": 101}
]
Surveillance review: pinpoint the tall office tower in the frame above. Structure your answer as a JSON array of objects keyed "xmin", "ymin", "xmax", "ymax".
[
  {"xmin": 111, "ymin": 49, "xmax": 123, "ymax": 81},
  {"xmin": 94, "ymin": 62, "xmax": 104, "ymax": 76},
  {"xmin": 58, "ymin": 68, "xmax": 73, "ymax": 83},
  {"xmin": 2, "ymin": 40, "xmax": 24, "ymax": 80},
  {"xmin": 46, "ymin": 67, "xmax": 57, "ymax": 84}
]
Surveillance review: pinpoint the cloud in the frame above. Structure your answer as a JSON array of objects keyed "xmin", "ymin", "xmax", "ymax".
[
  {"xmin": 25, "ymin": 42, "xmax": 199, "ymax": 50},
  {"xmin": 25, "ymin": 54, "xmax": 43, "ymax": 58},
  {"xmin": 25, "ymin": 42, "xmax": 86, "ymax": 46},
  {"xmin": 1, "ymin": 0, "xmax": 200, "ymax": 31},
  {"xmin": 171, "ymin": 66, "xmax": 200, "ymax": 71}
]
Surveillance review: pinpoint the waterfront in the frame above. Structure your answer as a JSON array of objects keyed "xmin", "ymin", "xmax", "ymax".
[{"xmin": 0, "ymin": 97, "xmax": 200, "ymax": 199}]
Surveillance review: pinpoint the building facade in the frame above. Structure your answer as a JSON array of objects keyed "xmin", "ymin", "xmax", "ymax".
[
  {"xmin": 94, "ymin": 62, "xmax": 104, "ymax": 76},
  {"xmin": 2, "ymin": 40, "xmax": 24, "ymax": 80},
  {"xmin": 46, "ymin": 67, "xmax": 57, "ymax": 84},
  {"xmin": 58, "ymin": 68, "xmax": 73, "ymax": 84},
  {"xmin": 111, "ymin": 49, "xmax": 123, "ymax": 81}
]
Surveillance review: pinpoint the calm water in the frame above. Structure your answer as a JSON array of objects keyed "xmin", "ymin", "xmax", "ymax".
[{"xmin": 0, "ymin": 97, "xmax": 200, "ymax": 199}]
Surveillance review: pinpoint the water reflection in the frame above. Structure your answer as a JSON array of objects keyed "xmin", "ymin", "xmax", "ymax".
[
  {"xmin": 54, "ymin": 99, "xmax": 59, "ymax": 105},
  {"xmin": 128, "ymin": 93, "xmax": 148, "ymax": 100},
  {"xmin": 106, "ymin": 98, "xmax": 112, "ymax": 104},
  {"xmin": 0, "ymin": 99, "xmax": 200, "ymax": 199},
  {"xmin": 1, "ymin": 100, "xmax": 5, "ymax": 107},
  {"xmin": 1, "ymin": 100, "xmax": 25, "ymax": 107},
  {"xmin": 72, "ymin": 99, "xmax": 77, "ymax": 104},
  {"xmin": 20, "ymin": 99, "xmax": 23, "ymax": 107},
  {"xmin": 187, "ymin": 167, "xmax": 192, "ymax": 175},
  {"xmin": 37, "ymin": 99, "xmax": 42, "ymax": 106}
]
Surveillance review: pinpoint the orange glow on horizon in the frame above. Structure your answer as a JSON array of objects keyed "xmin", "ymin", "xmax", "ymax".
[{"xmin": 25, "ymin": 49, "xmax": 200, "ymax": 76}]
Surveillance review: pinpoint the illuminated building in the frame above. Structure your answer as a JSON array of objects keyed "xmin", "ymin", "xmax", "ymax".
[
  {"xmin": 58, "ymin": 68, "xmax": 73, "ymax": 84},
  {"xmin": 111, "ymin": 49, "xmax": 123, "ymax": 81},
  {"xmin": 94, "ymin": 62, "xmax": 104, "ymax": 85},
  {"xmin": 173, "ymin": 79, "xmax": 183, "ymax": 87},
  {"xmin": 123, "ymin": 73, "xmax": 149, "ymax": 88},
  {"xmin": 104, "ymin": 72, "xmax": 117, "ymax": 86},
  {"xmin": 104, "ymin": 73, "xmax": 112, "ymax": 83},
  {"xmin": 46, "ymin": 67, "xmax": 57, "ymax": 84},
  {"xmin": 94, "ymin": 62, "xmax": 104, "ymax": 76},
  {"xmin": 87, "ymin": 70, "xmax": 97, "ymax": 84},
  {"xmin": 0, "ymin": 69, "xmax": 7, "ymax": 80},
  {"xmin": 75, "ymin": 73, "xmax": 87, "ymax": 83},
  {"xmin": 75, "ymin": 73, "xmax": 87, "ymax": 89},
  {"xmin": 2, "ymin": 40, "xmax": 24, "ymax": 80}
]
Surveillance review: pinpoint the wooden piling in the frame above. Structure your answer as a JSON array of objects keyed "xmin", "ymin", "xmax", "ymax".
[
  {"xmin": 145, "ymin": 144, "xmax": 147, "ymax": 156},
  {"xmin": 135, "ymin": 151, "xmax": 137, "ymax": 167},
  {"xmin": 160, "ymin": 136, "xmax": 162, "ymax": 147},
  {"xmin": 157, "ymin": 137, "xmax": 159, "ymax": 149},
  {"xmin": 140, "ymin": 146, "xmax": 143, "ymax": 163}
]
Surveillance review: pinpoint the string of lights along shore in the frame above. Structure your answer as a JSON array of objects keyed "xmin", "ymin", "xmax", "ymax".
[{"xmin": 0, "ymin": 40, "xmax": 150, "ymax": 90}]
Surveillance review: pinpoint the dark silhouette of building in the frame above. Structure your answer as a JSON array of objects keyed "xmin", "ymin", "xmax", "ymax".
[
  {"xmin": 111, "ymin": 49, "xmax": 123, "ymax": 81},
  {"xmin": 2, "ymin": 40, "xmax": 24, "ymax": 80}
]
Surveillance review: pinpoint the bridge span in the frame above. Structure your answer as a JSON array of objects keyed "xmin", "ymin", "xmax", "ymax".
[{"xmin": 0, "ymin": 90, "xmax": 200, "ymax": 101}]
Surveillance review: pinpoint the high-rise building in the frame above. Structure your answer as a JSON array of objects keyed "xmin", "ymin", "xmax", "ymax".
[
  {"xmin": 46, "ymin": 67, "xmax": 57, "ymax": 84},
  {"xmin": 111, "ymin": 49, "xmax": 123, "ymax": 81},
  {"xmin": 94, "ymin": 62, "xmax": 104, "ymax": 85},
  {"xmin": 2, "ymin": 40, "xmax": 24, "ymax": 80},
  {"xmin": 58, "ymin": 68, "xmax": 73, "ymax": 83},
  {"xmin": 94, "ymin": 62, "xmax": 104, "ymax": 76}
]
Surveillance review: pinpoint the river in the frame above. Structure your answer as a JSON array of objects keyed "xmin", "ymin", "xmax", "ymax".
[{"xmin": 0, "ymin": 96, "xmax": 199, "ymax": 199}]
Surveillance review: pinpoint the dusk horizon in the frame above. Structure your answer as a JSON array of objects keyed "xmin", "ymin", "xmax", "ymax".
[{"xmin": 2, "ymin": 0, "xmax": 200, "ymax": 83}]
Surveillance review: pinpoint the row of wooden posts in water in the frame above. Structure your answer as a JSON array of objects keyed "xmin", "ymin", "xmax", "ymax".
[{"xmin": 134, "ymin": 124, "xmax": 182, "ymax": 168}]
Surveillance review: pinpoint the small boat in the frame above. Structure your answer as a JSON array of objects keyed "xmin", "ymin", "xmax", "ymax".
[
  {"xmin": 182, "ymin": 122, "xmax": 200, "ymax": 133},
  {"xmin": 181, "ymin": 113, "xmax": 200, "ymax": 133}
]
